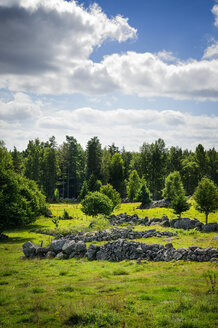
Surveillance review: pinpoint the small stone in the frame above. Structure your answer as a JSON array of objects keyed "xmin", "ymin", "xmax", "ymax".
[{"xmin": 165, "ymin": 243, "xmax": 174, "ymax": 249}]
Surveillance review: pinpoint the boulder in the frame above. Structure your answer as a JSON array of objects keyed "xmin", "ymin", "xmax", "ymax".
[
  {"xmin": 75, "ymin": 241, "xmax": 86, "ymax": 253},
  {"xmin": 56, "ymin": 252, "xmax": 68, "ymax": 259},
  {"xmin": 51, "ymin": 239, "xmax": 66, "ymax": 253},
  {"xmin": 87, "ymin": 244, "xmax": 100, "ymax": 261},
  {"xmin": 22, "ymin": 241, "xmax": 39, "ymax": 257},
  {"xmin": 62, "ymin": 240, "xmax": 76, "ymax": 254},
  {"xmin": 45, "ymin": 251, "xmax": 56, "ymax": 259},
  {"xmin": 202, "ymin": 223, "xmax": 218, "ymax": 232}
]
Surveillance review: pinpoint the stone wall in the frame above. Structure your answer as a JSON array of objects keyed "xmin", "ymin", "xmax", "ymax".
[
  {"xmin": 109, "ymin": 214, "xmax": 218, "ymax": 231},
  {"xmin": 64, "ymin": 227, "xmax": 177, "ymax": 243},
  {"xmin": 22, "ymin": 239, "xmax": 217, "ymax": 262}
]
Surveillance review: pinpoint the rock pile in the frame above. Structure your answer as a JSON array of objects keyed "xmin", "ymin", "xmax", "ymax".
[
  {"xmin": 109, "ymin": 214, "xmax": 218, "ymax": 232},
  {"xmin": 22, "ymin": 239, "xmax": 217, "ymax": 262},
  {"xmin": 137, "ymin": 199, "xmax": 170, "ymax": 209},
  {"xmin": 22, "ymin": 240, "xmax": 87, "ymax": 259},
  {"xmin": 64, "ymin": 227, "xmax": 177, "ymax": 242}
]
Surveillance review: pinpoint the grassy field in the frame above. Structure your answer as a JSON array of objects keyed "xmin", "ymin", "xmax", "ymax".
[{"xmin": 0, "ymin": 203, "xmax": 217, "ymax": 328}]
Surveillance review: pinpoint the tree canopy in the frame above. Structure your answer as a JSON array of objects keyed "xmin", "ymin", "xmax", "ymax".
[
  {"xmin": 0, "ymin": 145, "xmax": 48, "ymax": 233},
  {"xmin": 193, "ymin": 177, "xmax": 218, "ymax": 224}
]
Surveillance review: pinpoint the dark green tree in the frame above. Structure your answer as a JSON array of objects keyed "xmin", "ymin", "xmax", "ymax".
[
  {"xmin": 86, "ymin": 137, "xmax": 102, "ymax": 180},
  {"xmin": 181, "ymin": 157, "xmax": 199, "ymax": 195},
  {"xmin": 195, "ymin": 144, "xmax": 208, "ymax": 179},
  {"xmin": 41, "ymin": 144, "xmax": 59, "ymax": 200},
  {"xmin": 127, "ymin": 170, "xmax": 141, "ymax": 201},
  {"xmin": 136, "ymin": 178, "xmax": 152, "ymax": 206},
  {"xmin": 140, "ymin": 139, "xmax": 167, "ymax": 199},
  {"xmin": 121, "ymin": 147, "xmax": 133, "ymax": 180},
  {"xmin": 58, "ymin": 136, "xmax": 85, "ymax": 199},
  {"xmin": 79, "ymin": 181, "xmax": 89, "ymax": 201},
  {"xmin": 11, "ymin": 147, "xmax": 24, "ymax": 174},
  {"xmin": 110, "ymin": 152, "xmax": 125, "ymax": 196},
  {"xmin": 100, "ymin": 148, "xmax": 111, "ymax": 184},
  {"xmin": 24, "ymin": 138, "xmax": 43, "ymax": 185},
  {"xmin": 167, "ymin": 146, "xmax": 183, "ymax": 173},
  {"xmin": 162, "ymin": 171, "xmax": 184, "ymax": 201},
  {"xmin": 193, "ymin": 177, "xmax": 218, "ymax": 224},
  {"xmin": 0, "ymin": 145, "xmax": 48, "ymax": 233},
  {"xmin": 171, "ymin": 193, "xmax": 190, "ymax": 218},
  {"xmin": 88, "ymin": 174, "xmax": 102, "ymax": 192},
  {"xmin": 207, "ymin": 148, "xmax": 218, "ymax": 185},
  {"xmin": 108, "ymin": 142, "xmax": 119, "ymax": 156}
]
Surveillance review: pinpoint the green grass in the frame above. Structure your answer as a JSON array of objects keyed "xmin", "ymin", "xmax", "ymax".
[
  {"xmin": 113, "ymin": 199, "xmax": 218, "ymax": 224},
  {"xmin": 0, "ymin": 202, "xmax": 217, "ymax": 327}
]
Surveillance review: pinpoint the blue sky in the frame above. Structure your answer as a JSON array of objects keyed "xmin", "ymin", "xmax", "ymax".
[{"xmin": 0, "ymin": 0, "xmax": 218, "ymax": 151}]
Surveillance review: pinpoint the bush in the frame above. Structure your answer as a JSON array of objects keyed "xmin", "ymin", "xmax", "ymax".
[
  {"xmin": 100, "ymin": 184, "xmax": 121, "ymax": 210},
  {"xmin": 0, "ymin": 145, "xmax": 48, "ymax": 233},
  {"xmin": 81, "ymin": 192, "xmax": 113, "ymax": 217}
]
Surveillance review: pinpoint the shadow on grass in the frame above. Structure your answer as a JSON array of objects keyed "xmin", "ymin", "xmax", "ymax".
[
  {"xmin": 0, "ymin": 224, "xmax": 52, "ymax": 245},
  {"xmin": 0, "ymin": 236, "xmax": 37, "ymax": 245}
]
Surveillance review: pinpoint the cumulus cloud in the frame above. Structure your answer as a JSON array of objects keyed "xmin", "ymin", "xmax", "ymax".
[
  {"xmin": 203, "ymin": 42, "xmax": 218, "ymax": 59},
  {"xmin": 103, "ymin": 51, "xmax": 218, "ymax": 100},
  {"xmin": 212, "ymin": 4, "xmax": 218, "ymax": 27},
  {"xmin": 0, "ymin": 0, "xmax": 218, "ymax": 100},
  {"xmin": 0, "ymin": 92, "xmax": 41, "ymax": 121},
  {"xmin": 0, "ymin": 0, "xmax": 136, "ymax": 75},
  {"xmin": 1, "ymin": 103, "xmax": 217, "ymax": 151}
]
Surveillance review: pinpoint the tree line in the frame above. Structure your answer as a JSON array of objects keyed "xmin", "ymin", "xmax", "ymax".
[{"xmin": 8, "ymin": 136, "xmax": 218, "ymax": 201}]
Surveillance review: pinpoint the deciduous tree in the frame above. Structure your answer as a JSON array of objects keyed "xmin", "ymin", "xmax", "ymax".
[{"xmin": 193, "ymin": 177, "xmax": 218, "ymax": 224}]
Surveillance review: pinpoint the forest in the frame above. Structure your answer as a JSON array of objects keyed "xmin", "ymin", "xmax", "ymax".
[{"xmin": 4, "ymin": 136, "xmax": 218, "ymax": 201}]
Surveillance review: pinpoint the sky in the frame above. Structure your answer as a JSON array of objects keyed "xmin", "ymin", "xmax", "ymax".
[{"xmin": 0, "ymin": 0, "xmax": 218, "ymax": 151}]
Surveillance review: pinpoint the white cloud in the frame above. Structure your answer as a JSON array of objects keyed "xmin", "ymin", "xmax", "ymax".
[
  {"xmin": 0, "ymin": 0, "xmax": 218, "ymax": 101},
  {"xmin": 0, "ymin": 93, "xmax": 41, "ymax": 121},
  {"xmin": 103, "ymin": 51, "xmax": 218, "ymax": 101},
  {"xmin": 1, "ymin": 103, "xmax": 217, "ymax": 151},
  {"xmin": 212, "ymin": 4, "xmax": 218, "ymax": 27},
  {"xmin": 203, "ymin": 42, "xmax": 218, "ymax": 59}
]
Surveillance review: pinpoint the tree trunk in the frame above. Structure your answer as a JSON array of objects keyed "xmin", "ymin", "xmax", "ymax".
[{"xmin": 206, "ymin": 212, "xmax": 208, "ymax": 225}]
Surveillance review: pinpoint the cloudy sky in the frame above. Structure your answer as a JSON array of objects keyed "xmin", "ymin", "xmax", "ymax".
[{"xmin": 0, "ymin": 0, "xmax": 218, "ymax": 151}]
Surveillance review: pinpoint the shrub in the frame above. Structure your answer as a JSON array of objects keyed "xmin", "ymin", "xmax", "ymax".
[
  {"xmin": 100, "ymin": 184, "xmax": 121, "ymax": 210},
  {"xmin": 81, "ymin": 191, "xmax": 113, "ymax": 217},
  {"xmin": 136, "ymin": 178, "xmax": 152, "ymax": 205}
]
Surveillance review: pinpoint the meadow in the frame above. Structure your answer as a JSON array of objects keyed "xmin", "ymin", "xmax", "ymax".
[{"xmin": 0, "ymin": 203, "xmax": 217, "ymax": 328}]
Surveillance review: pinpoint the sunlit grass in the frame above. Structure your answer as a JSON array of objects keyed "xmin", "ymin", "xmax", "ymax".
[{"xmin": 0, "ymin": 202, "xmax": 217, "ymax": 327}]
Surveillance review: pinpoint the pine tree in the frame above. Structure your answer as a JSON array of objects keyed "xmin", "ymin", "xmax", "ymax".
[{"xmin": 127, "ymin": 170, "xmax": 141, "ymax": 201}]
